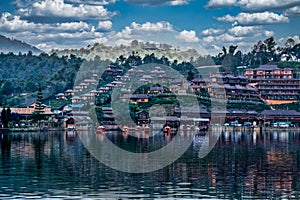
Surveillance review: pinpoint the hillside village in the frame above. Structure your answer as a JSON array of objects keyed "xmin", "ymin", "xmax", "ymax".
[
  {"xmin": 1, "ymin": 62, "xmax": 300, "ymax": 131},
  {"xmin": 1, "ymin": 37, "xmax": 300, "ymax": 130}
]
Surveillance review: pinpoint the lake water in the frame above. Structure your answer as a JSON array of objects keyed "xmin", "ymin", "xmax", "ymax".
[{"xmin": 1, "ymin": 130, "xmax": 300, "ymax": 199}]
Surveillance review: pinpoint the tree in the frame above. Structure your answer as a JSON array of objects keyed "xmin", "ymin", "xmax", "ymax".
[
  {"xmin": 1, "ymin": 108, "xmax": 7, "ymax": 128},
  {"xmin": 25, "ymin": 81, "xmax": 37, "ymax": 92},
  {"xmin": 6, "ymin": 107, "xmax": 12, "ymax": 123},
  {"xmin": 1, "ymin": 81, "xmax": 14, "ymax": 96},
  {"xmin": 187, "ymin": 70, "xmax": 195, "ymax": 81},
  {"xmin": 264, "ymin": 36, "xmax": 277, "ymax": 61},
  {"xmin": 1, "ymin": 108, "xmax": 12, "ymax": 128},
  {"xmin": 221, "ymin": 45, "xmax": 239, "ymax": 73}
]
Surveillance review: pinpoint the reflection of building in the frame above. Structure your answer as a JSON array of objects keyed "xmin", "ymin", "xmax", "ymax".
[
  {"xmin": 136, "ymin": 110, "xmax": 150, "ymax": 126},
  {"xmin": 245, "ymin": 65, "xmax": 300, "ymax": 105}
]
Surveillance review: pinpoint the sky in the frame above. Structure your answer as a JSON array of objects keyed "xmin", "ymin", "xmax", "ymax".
[{"xmin": 0, "ymin": 0, "xmax": 300, "ymax": 55}]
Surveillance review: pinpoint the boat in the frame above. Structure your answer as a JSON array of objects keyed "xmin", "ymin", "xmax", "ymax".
[
  {"xmin": 163, "ymin": 125, "xmax": 172, "ymax": 135},
  {"xmin": 96, "ymin": 125, "xmax": 106, "ymax": 134}
]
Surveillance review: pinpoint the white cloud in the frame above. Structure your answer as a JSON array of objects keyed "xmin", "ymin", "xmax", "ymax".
[
  {"xmin": 206, "ymin": 0, "xmax": 237, "ymax": 9},
  {"xmin": 0, "ymin": 12, "xmax": 36, "ymax": 32},
  {"xmin": 97, "ymin": 21, "xmax": 112, "ymax": 31},
  {"xmin": 0, "ymin": 12, "xmax": 108, "ymax": 52},
  {"xmin": 18, "ymin": 0, "xmax": 116, "ymax": 20},
  {"xmin": 130, "ymin": 21, "xmax": 174, "ymax": 32},
  {"xmin": 124, "ymin": 0, "xmax": 190, "ymax": 6},
  {"xmin": 201, "ymin": 28, "xmax": 224, "ymax": 36},
  {"xmin": 175, "ymin": 30, "xmax": 199, "ymax": 42},
  {"xmin": 14, "ymin": 0, "xmax": 117, "ymax": 7},
  {"xmin": 206, "ymin": 0, "xmax": 300, "ymax": 11},
  {"xmin": 278, "ymin": 35, "xmax": 300, "ymax": 45},
  {"xmin": 115, "ymin": 21, "xmax": 174, "ymax": 39},
  {"xmin": 200, "ymin": 25, "xmax": 274, "ymax": 54},
  {"xmin": 284, "ymin": 6, "xmax": 300, "ymax": 16},
  {"xmin": 238, "ymin": 0, "xmax": 300, "ymax": 11},
  {"xmin": 65, "ymin": 0, "xmax": 117, "ymax": 5},
  {"xmin": 217, "ymin": 12, "xmax": 289, "ymax": 25},
  {"xmin": 228, "ymin": 26, "xmax": 274, "ymax": 37},
  {"xmin": 169, "ymin": 0, "xmax": 189, "ymax": 6}
]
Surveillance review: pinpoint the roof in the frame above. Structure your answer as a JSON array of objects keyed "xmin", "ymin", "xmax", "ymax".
[
  {"xmin": 224, "ymin": 84, "xmax": 235, "ymax": 90},
  {"xmin": 245, "ymin": 85, "xmax": 256, "ymax": 91},
  {"xmin": 149, "ymin": 86, "xmax": 164, "ymax": 91},
  {"xmin": 260, "ymin": 110, "xmax": 300, "ymax": 117},
  {"xmin": 121, "ymin": 94, "xmax": 149, "ymax": 99},
  {"xmin": 249, "ymin": 65, "xmax": 280, "ymax": 71},
  {"xmin": 192, "ymin": 78, "xmax": 205, "ymax": 82},
  {"xmin": 16, "ymin": 98, "xmax": 36, "ymax": 108}
]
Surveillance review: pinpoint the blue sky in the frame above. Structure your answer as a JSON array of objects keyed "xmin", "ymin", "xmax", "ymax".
[{"xmin": 0, "ymin": 0, "xmax": 300, "ymax": 54}]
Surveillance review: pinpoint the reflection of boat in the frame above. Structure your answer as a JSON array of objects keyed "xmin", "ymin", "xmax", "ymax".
[
  {"xmin": 66, "ymin": 130, "xmax": 76, "ymax": 138},
  {"xmin": 122, "ymin": 126, "xmax": 130, "ymax": 133},
  {"xmin": 96, "ymin": 126, "xmax": 106, "ymax": 134},
  {"xmin": 122, "ymin": 125, "xmax": 151, "ymax": 134},
  {"xmin": 67, "ymin": 124, "xmax": 76, "ymax": 130}
]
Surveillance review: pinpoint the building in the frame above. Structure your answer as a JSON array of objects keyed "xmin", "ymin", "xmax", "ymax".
[
  {"xmin": 208, "ymin": 73, "xmax": 260, "ymax": 100},
  {"xmin": 7, "ymin": 99, "xmax": 52, "ymax": 115},
  {"xmin": 260, "ymin": 110, "xmax": 300, "ymax": 125},
  {"xmin": 55, "ymin": 93, "xmax": 67, "ymax": 100},
  {"xmin": 120, "ymin": 94, "xmax": 149, "ymax": 103},
  {"xmin": 148, "ymin": 86, "xmax": 164, "ymax": 94},
  {"xmin": 245, "ymin": 65, "xmax": 293, "ymax": 79},
  {"xmin": 245, "ymin": 65, "xmax": 300, "ymax": 105}
]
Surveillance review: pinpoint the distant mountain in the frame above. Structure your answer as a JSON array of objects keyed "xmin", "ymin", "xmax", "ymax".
[
  {"xmin": 0, "ymin": 34, "xmax": 42, "ymax": 54},
  {"xmin": 51, "ymin": 41, "xmax": 208, "ymax": 63}
]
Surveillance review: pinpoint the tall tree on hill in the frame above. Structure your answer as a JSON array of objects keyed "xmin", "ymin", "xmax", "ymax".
[
  {"xmin": 221, "ymin": 45, "xmax": 238, "ymax": 73},
  {"xmin": 264, "ymin": 36, "xmax": 277, "ymax": 62}
]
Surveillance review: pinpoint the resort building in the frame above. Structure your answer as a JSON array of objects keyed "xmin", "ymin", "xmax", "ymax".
[
  {"xmin": 245, "ymin": 65, "xmax": 300, "ymax": 105},
  {"xmin": 208, "ymin": 73, "xmax": 260, "ymax": 100}
]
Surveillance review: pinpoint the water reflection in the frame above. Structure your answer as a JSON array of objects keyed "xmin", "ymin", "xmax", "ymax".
[{"xmin": 0, "ymin": 130, "xmax": 300, "ymax": 199}]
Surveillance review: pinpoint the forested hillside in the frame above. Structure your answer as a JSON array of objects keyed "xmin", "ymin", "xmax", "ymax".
[{"xmin": 0, "ymin": 52, "xmax": 82, "ymax": 106}]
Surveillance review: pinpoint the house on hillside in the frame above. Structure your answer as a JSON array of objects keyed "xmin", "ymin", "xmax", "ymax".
[
  {"xmin": 148, "ymin": 86, "xmax": 164, "ymax": 94},
  {"xmin": 120, "ymin": 94, "xmax": 149, "ymax": 103}
]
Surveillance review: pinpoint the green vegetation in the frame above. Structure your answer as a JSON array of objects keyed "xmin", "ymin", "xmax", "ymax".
[
  {"xmin": 0, "ymin": 52, "xmax": 82, "ymax": 107},
  {"xmin": 1, "ymin": 36, "xmax": 300, "ymax": 114},
  {"xmin": 1, "ymin": 107, "xmax": 12, "ymax": 128},
  {"xmin": 212, "ymin": 36, "xmax": 300, "ymax": 74}
]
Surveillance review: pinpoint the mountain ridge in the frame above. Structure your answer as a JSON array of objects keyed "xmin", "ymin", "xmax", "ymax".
[{"xmin": 0, "ymin": 34, "xmax": 42, "ymax": 55}]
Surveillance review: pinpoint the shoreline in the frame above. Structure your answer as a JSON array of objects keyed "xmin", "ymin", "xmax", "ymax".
[{"xmin": 2, "ymin": 126, "xmax": 300, "ymax": 133}]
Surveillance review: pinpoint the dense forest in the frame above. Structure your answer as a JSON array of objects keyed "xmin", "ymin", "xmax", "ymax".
[
  {"xmin": 0, "ymin": 36, "xmax": 300, "ymax": 108},
  {"xmin": 0, "ymin": 52, "xmax": 82, "ymax": 106}
]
